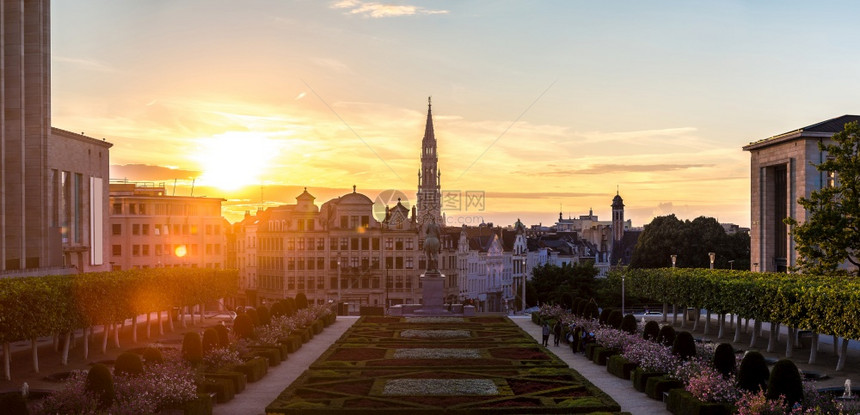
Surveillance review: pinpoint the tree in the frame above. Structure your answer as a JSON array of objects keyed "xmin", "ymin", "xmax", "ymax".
[
  {"xmin": 630, "ymin": 214, "xmax": 749, "ymax": 270},
  {"xmin": 526, "ymin": 262, "xmax": 598, "ymax": 307},
  {"xmin": 785, "ymin": 121, "xmax": 860, "ymax": 275}
]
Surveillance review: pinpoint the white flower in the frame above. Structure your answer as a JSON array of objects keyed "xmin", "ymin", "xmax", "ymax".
[
  {"xmin": 393, "ymin": 348, "xmax": 480, "ymax": 359},
  {"xmin": 382, "ymin": 379, "xmax": 498, "ymax": 396}
]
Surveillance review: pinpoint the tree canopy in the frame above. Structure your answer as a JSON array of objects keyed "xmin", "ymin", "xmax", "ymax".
[
  {"xmin": 630, "ymin": 214, "xmax": 750, "ymax": 270},
  {"xmin": 526, "ymin": 261, "xmax": 598, "ymax": 307},
  {"xmin": 786, "ymin": 121, "xmax": 860, "ymax": 275}
]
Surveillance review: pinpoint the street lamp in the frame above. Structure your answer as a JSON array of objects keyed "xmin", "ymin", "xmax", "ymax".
[
  {"xmin": 520, "ymin": 257, "xmax": 527, "ymax": 314},
  {"xmin": 728, "ymin": 260, "xmax": 735, "ymax": 270},
  {"xmin": 671, "ymin": 255, "xmax": 677, "ymax": 268},
  {"xmin": 709, "ymin": 252, "xmax": 716, "ymax": 270},
  {"xmin": 337, "ymin": 253, "xmax": 342, "ymax": 303},
  {"xmin": 621, "ymin": 274, "xmax": 626, "ymax": 315}
]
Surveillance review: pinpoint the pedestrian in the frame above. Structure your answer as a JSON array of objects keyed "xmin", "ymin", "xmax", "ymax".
[
  {"xmin": 552, "ymin": 320, "xmax": 562, "ymax": 346},
  {"xmin": 541, "ymin": 322, "xmax": 550, "ymax": 347}
]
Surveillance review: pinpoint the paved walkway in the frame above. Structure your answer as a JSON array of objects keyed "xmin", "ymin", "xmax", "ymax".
[
  {"xmin": 511, "ymin": 316, "xmax": 671, "ymax": 415},
  {"xmin": 213, "ymin": 316, "xmax": 359, "ymax": 415}
]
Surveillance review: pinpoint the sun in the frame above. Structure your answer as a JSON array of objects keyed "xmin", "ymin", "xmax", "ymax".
[{"xmin": 196, "ymin": 132, "xmax": 280, "ymax": 191}]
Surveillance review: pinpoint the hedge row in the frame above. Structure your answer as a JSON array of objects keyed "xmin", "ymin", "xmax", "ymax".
[
  {"xmin": 618, "ymin": 268, "xmax": 860, "ymax": 340},
  {"xmin": 0, "ymin": 268, "xmax": 238, "ymax": 344}
]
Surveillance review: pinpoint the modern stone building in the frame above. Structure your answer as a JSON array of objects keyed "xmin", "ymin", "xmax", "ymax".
[
  {"xmin": 108, "ymin": 182, "xmax": 226, "ymax": 271},
  {"xmin": 743, "ymin": 115, "xmax": 860, "ymax": 272},
  {"xmin": 2, "ymin": 1, "xmax": 112, "ymax": 276}
]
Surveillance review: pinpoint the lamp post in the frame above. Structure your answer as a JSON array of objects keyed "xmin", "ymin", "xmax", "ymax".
[
  {"xmin": 709, "ymin": 252, "xmax": 715, "ymax": 270},
  {"xmin": 671, "ymin": 255, "xmax": 677, "ymax": 268},
  {"xmin": 728, "ymin": 260, "xmax": 734, "ymax": 270},
  {"xmin": 337, "ymin": 253, "xmax": 342, "ymax": 303},
  {"xmin": 520, "ymin": 257, "xmax": 527, "ymax": 314},
  {"xmin": 621, "ymin": 273, "xmax": 626, "ymax": 315}
]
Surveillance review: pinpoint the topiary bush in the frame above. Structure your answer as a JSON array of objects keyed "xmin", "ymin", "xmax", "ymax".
[
  {"xmin": 671, "ymin": 331, "xmax": 696, "ymax": 360},
  {"xmin": 182, "ymin": 332, "xmax": 204, "ymax": 365},
  {"xmin": 620, "ymin": 314, "xmax": 638, "ymax": 334},
  {"xmin": 257, "ymin": 305, "xmax": 271, "ymax": 326},
  {"xmin": 202, "ymin": 328, "xmax": 219, "ymax": 354},
  {"xmin": 575, "ymin": 299, "xmax": 587, "ymax": 317},
  {"xmin": 737, "ymin": 351, "xmax": 770, "ymax": 393},
  {"xmin": 712, "ymin": 343, "xmax": 736, "ymax": 378},
  {"xmin": 85, "ymin": 363, "xmax": 114, "ymax": 410},
  {"xmin": 233, "ymin": 314, "xmax": 255, "ymax": 340},
  {"xmin": 142, "ymin": 347, "xmax": 164, "ymax": 365},
  {"xmin": 270, "ymin": 302, "xmax": 285, "ymax": 318},
  {"xmin": 214, "ymin": 324, "xmax": 230, "ymax": 347},
  {"xmin": 584, "ymin": 302, "xmax": 599, "ymax": 319},
  {"xmin": 657, "ymin": 325, "xmax": 676, "ymax": 347},
  {"xmin": 246, "ymin": 308, "xmax": 260, "ymax": 327},
  {"xmin": 607, "ymin": 310, "xmax": 623, "ymax": 329},
  {"xmin": 643, "ymin": 320, "xmax": 660, "ymax": 341},
  {"xmin": 284, "ymin": 298, "xmax": 297, "ymax": 317},
  {"xmin": 766, "ymin": 359, "xmax": 803, "ymax": 407},
  {"xmin": 598, "ymin": 308, "xmax": 613, "ymax": 325},
  {"xmin": 295, "ymin": 293, "xmax": 309, "ymax": 310},
  {"xmin": 114, "ymin": 352, "xmax": 144, "ymax": 377},
  {"xmin": 560, "ymin": 292, "xmax": 573, "ymax": 311}
]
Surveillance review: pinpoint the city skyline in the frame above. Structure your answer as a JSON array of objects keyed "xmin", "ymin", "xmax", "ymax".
[{"xmin": 50, "ymin": 1, "xmax": 860, "ymax": 227}]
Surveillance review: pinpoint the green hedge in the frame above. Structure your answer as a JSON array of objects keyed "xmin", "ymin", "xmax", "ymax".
[
  {"xmin": 606, "ymin": 355, "xmax": 638, "ymax": 380},
  {"xmin": 645, "ymin": 375, "xmax": 683, "ymax": 400},
  {"xmin": 666, "ymin": 389, "xmax": 733, "ymax": 415},
  {"xmin": 0, "ymin": 268, "xmax": 238, "ymax": 345},
  {"xmin": 618, "ymin": 268, "xmax": 860, "ymax": 340},
  {"xmin": 631, "ymin": 367, "xmax": 665, "ymax": 393}
]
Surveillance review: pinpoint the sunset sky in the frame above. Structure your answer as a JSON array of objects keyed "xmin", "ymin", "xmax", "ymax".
[{"xmin": 50, "ymin": 1, "xmax": 860, "ymax": 227}]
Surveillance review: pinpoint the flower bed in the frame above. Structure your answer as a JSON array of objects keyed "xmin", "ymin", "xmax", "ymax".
[{"xmin": 267, "ymin": 316, "xmax": 622, "ymax": 414}]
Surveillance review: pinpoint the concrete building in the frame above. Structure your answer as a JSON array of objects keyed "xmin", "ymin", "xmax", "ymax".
[
  {"xmin": 743, "ymin": 115, "xmax": 860, "ymax": 272},
  {"xmin": 48, "ymin": 128, "xmax": 112, "ymax": 273},
  {"xmin": 2, "ymin": 1, "xmax": 112, "ymax": 277},
  {"xmin": 108, "ymin": 182, "xmax": 226, "ymax": 270}
]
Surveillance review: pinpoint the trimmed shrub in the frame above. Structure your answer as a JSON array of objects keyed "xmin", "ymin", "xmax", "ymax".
[
  {"xmin": 672, "ymin": 331, "xmax": 696, "ymax": 360},
  {"xmin": 560, "ymin": 292, "xmax": 573, "ymax": 310},
  {"xmin": 182, "ymin": 332, "xmax": 204, "ymax": 365},
  {"xmin": 575, "ymin": 299, "xmax": 587, "ymax": 317},
  {"xmin": 295, "ymin": 293, "xmax": 309, "ymax": 310},
  {"xmin": 737, "ymin": 351, "xmax": 769, "ymax": 393},
  {"xmin": 766, "ymin": 359, "xmax": 803, "ymax": 407},
  {"xmin": 214, "ymin": 324, "xmax": 230, "ymax": 347},
  {"xmin": 645, "ymin": 375, "xmax": 683, "ymax": 400},
  {"xmin": 270, "ymin": 302, "xmax": 285, "ymax": 318},
  {"xmin": 246, "ymin": 308, "xmax": 260, "ymax": 327},
  {"xmin": 284, "ymin": 298, "xmax": 297, "ymax": 317},
  {"xmin": 142, "ymin": 347, "xmax": 164, "ymax": 365},
  {"xmin": 620, "ymin": 314, "xmax": 638, "ymax": 334},
  {"xmin": 202, "ymin": 328, "xmax": 219, "ymax": 354},
  {"xmin": 607, "ymin": 310, "xmax": 623, "ymax": 329},
  {"xmin": 584, "ymin": 302, "xmax": 599, "ymax": 319},
  {"xmin": 598, "ymin": 308, "xmax": 613, "ymax": 325},
  {"xmin": 607, "ymin": 354, "xmax": 638, "ymax": 380},
  {"xmin": 632, "ymin": 367, "xmax": 665, "ymax": 393},
  {"xmin": 712, "ymin": 343, "xmax": 735, "ymax": 378},
  {"xmin": 666, "ymin": 389, "xmax": 733, "ymax": 415},
  {"xmin": 114, "ymin": 352, "xmax": 144, "ymax": 377},
  {"xmin": 233, "ymin": 314, "xmax": 255, "ymax": 340},
  {"xmin": 85, "ymin": 363, "xmax": 114, "ymax": 410},
  {"xmin": 257, "ymin": 305, "xmax": 271, "ymax": 326},
  {"xmin": 643, "ymin": 320, "xmax": 660, "ymax": 341},
  {"xmin": 657, "ymin": 325, "xmax": 676, "ymax": 347}
]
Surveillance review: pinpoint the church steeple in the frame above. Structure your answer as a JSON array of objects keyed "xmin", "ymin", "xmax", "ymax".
[{"xmin": 417, "ymin": 97, "xmax": 442, "ymax": 226}]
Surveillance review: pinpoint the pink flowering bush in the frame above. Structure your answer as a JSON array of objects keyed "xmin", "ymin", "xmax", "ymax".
[
  {"xmin": 35, "ymin": 356, "xmax": 197, "ymax": 415},
  {"xmin": 204, "ymin": 346, "xmax": 243, "ymax": 372},
  {"xmin": 671, "ymin": 356, "xmax": 710, "ymax": 384},
  {"xmin": 538, "ymin": 304, "xmax": 566, "ymax": 320},
  {"xmin": 684, "ymin": 366, "xmax": 739, "ymax": 403},
  {"xmin": 594, "ymin": 327, "xmax": 638, "ymax": 350},
  {"xmin": 623, "ymin": 339, "xmax": 679, "ymax": 373}
]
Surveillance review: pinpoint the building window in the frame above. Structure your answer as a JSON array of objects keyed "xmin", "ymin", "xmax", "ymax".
[
  {"xmin": 361, "ymin": 215, "xmax": 369, "ymax": 227},
  {"xmin": 350, "ymin": 216, "xmax": 359, "ymax": 229},
  {"xmin": 406, "ymin": 239, "xmax": 414, "ymax": 250},
  {"xmin": 340, "ymin": 216, "xmax": 348, "ymax": 229},
  {"xmin": 113, "ymin": 203, "xmax": 122, "ymax": 215},
  {"xmin": 308, "ymin": 238, "xmax": 315, "ymax": 251},
  {"xmin": 156, "ymin": 245, "xmax": 163, "ymax": 256},
  {"xmin": 307, "ymin": 219, "xmax": 315, "ymax": 231},
  {"xmin": 129, "ymin": 204, "xmax": 137, "ymax": 215},
  {"xmin": 372, "ymin": 238, "xmax": 380, "ymax": 250},
  {"xmin": 298, "ymin": 239, "xmax": 305, "ymax": 250},
  {"xmin": 395, "ymin": 238, "xmax": 404, "ymax": 250},
  {"xmin": 385, "ymin": 238, "xmax": 393, "ymax": 250},
  {"xmin": 142, "ymin": 224, "xmax": 149, "ymax": 236},
  {"xmin": 405, "ymin": 257, "xmax": 414, "ymax": 269},
  {"xmin": 142, "ymin": 245, "xmax": 150, "ymax": 256},
  {"xmin": 340, "ymin": 238, "xmax": 348, "ymax": 250},
  {"xmin": 132, "ymin": 245, "xmax": 140, "ymax": 256},
  {"xmin": 112, "ymin": 245, "xmax": 122, "ymax": 256},
  {"xmin": 112, "ymin": 224, "xmax": 122, "ymax": 236},
  {"xmin": 350, "ymin": 238, "xmax": 359, "ymax": 250}
]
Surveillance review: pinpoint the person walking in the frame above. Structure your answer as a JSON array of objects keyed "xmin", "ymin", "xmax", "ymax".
[
  {"xmin": 541, "ymin": 322, "xmax": 550, "ymax": 347},
  {"xmin": 552, "ymin": 320, "xmax": 562, "ymax": 346}
]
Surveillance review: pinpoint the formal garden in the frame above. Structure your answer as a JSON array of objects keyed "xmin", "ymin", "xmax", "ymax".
[{"xmin": 266, "ymin": 315, "xmax": 623, "ymax": 414}]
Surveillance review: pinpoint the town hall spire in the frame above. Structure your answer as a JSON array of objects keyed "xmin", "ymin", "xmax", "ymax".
[{"xmin": 417, "ymin": 97, "xmax": 442, "ymax": 226}]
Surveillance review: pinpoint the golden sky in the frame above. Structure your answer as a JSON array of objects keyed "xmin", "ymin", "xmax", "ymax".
[{"xmin": 50, "ymin": 1, "xmax": 860, "ymax": 227}]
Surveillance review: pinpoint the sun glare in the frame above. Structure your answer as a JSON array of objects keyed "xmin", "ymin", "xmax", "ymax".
[
  {"xmin": 196, "ymin": 132, "xmax": 280, "ymax": 191},
  {"xmin": 174, "ymin": 244, "xmax": 187, "ymax": 258}
]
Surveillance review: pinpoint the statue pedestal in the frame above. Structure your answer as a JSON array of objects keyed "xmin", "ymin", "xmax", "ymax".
[{"xmin": 415, "ymin": 271, "xmax": 446, "ymax": 316}]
